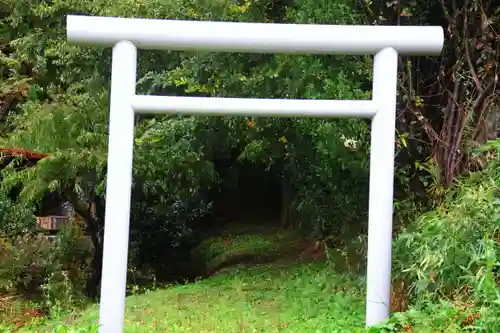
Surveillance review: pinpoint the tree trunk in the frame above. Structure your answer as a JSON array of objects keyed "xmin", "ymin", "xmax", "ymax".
[
  {"xmin": 280, "ymin": 176, "xmax": 293, "ymax": 228},
  {"xmin": 85, "ymin": 240, "xmax": 103, "ymax": 298},
  {"xmin": 64, "ymin": 187, "xmax": 104, "ymax": 299},
  {"xmin": 86, "ymin": 199, "xmax": 105, "ymax": 299}
]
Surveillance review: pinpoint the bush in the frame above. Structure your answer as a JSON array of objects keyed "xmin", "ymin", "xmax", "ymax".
[
  {"xmin": 0, "ymin": 222, "xmax": 92, "ymax": 313},
  {"xmin": 0, "ymin": 233, "xmax": 52, "ymax": 295},
  {"xmin": 0, "ymin": 187, "xmax": 36, "ymax": 237},
  {"xmin": 385, "ymin": 158, "xmax": 500, "ymax": 332},
  {"xmin": 394, "ymin": 162, "xmax": 498, "ymax": 301}
]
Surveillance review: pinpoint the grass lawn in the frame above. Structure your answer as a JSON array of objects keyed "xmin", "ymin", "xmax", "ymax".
[{"xmin": 4, "ymin": 226, "xmax": 368, "ymax": 332}]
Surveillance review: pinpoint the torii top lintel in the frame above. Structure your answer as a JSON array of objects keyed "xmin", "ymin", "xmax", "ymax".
[{"xmin": 66, "ymin": 15, "xmax": 444, "ymax": 56}]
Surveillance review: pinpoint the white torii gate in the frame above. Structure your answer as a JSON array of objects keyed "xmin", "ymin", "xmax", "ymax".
[{"xmin": 66, "ymin": 15, "xmax": 443, "ymax": 333}]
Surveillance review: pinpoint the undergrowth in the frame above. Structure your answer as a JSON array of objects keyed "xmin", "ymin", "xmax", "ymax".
[{"xmin": 377, "ymin": 158, "xmax": 499, "ymax": 332}]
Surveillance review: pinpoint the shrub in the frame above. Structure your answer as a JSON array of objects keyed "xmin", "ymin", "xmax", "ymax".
[
  {"xmin": 0, "ymin": 187, "xmax": 36, "ymax": 237},
  {"xmin": 0, "ymin": 233, "xmax": 53, "ymax": 295},
  {"xmin": 393, "ymin": 161, "xmax": 498, "ymax": 302},
  {"xmin": 386, "ymin": 157, "xmax": 499, "ymax": 332},
  {"xmin": 0, "ymin": 222, "xmax": 92, "ymax": 313}
]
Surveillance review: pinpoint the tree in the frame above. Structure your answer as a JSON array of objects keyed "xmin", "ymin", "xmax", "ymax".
[
  {"xmin": 364, "ymin": 0, "xmax": 499, "ymax": 198},
  {"xmin": 0, "ymin": 0, "xmax": 375, "ymax": 295}
]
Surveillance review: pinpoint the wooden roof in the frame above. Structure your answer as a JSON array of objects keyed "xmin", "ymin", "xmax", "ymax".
[{"xmin": 0, "ymin": 147, "xmax": 49, "ymax": 161}]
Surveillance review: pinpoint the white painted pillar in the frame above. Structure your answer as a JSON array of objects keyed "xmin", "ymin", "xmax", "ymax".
[
  {"xmin": 365, "ymin": 47, "xmax": 399, "ymax": 326},
  {"xmin": 98, "ymin": 40, "xmax": 137, "ymax": 333}
]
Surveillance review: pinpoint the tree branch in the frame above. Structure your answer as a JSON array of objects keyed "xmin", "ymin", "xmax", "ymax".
[{"xmin": 463, "ymin": 0, "xmax": 483, "ymax": 92}]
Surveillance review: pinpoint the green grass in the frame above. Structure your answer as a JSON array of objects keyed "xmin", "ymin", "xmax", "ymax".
[
  {"xmin": 9, "ymin": 226, "xmax": 368, "ymax": 332},
  {"xmin": 20, "ymin": 263, "xmax": 366, "ymax": 332},
  {"xmin": 191, "ymin": 224, "xmax": 309, "ymax": 276}
]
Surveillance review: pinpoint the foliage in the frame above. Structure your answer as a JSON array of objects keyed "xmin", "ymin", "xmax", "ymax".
[
  {"xmin": 364, "ymin": 0, "xmax": 499, "ymax": 202},
  {"xmin": 372, "ymin": 300, "xmax": 499, "ymax": 333},
  {"xmin": 386, "ymin": 155, "xmax": 500, "ymax": 332},
  {"xmin": 148, "ymin": 0, "xmax": 373, "ymax": 235},
  {"xmin": 0, "ymin": 223, "xmax": 91, "ymax": 312},
  {"xmin": 0, "ymin": 0, "xmax": 373, "ymax": 294},
  {"xmin": 0, "ymin": 186, "xmax": 36, "ymax": 236},
  {"xmin": 393, "ymin": 161, "xmax": 498, "ymax": 301},
  {"xmin": 0, "ymin": 234, "xmax": 50, "ymax": 295},
  {"xmin": 0, "ymin": 0, "xmax": 228, "ymax": 289},
  {"xmin": 130, "ymin": 117, "xmax": 218, "ymax": 279}
]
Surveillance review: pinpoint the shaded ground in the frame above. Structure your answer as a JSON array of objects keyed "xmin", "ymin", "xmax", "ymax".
[{"xmin": 190, "ymin": 223, "xmax": 312, "ymax": 277}]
